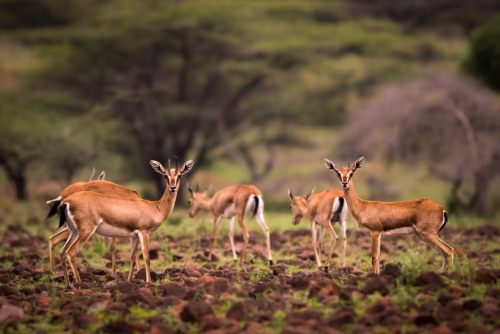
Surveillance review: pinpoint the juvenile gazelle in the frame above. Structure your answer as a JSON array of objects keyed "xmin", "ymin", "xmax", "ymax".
[
  {"xmin": 58, "ymin": 159, "xmax": 194, "ymax": 288},
  {"xmin": 323, "ymin": 156, "xmax": 454, "ymax": 274},
  {"xmin": 187, "ymin": 184, "xmax": 273, "ymax": 265},
  {"xmin": 288, "ymin": 187, "xmax": 348, "ymax": 272},
  {"xmin": 45, "ymin": 171, "xmax": 141, "ymax": 275}
]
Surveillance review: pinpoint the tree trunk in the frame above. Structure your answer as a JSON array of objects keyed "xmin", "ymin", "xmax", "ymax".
[{"xmin": 468, "ymin": 171, "xmax": 491, "ymax": 217}]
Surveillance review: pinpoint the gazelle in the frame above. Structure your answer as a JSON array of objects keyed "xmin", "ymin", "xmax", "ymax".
[
  {"xmin": 323, "ymin": 156, "xmax": 454, "ymax": 274},
  {"xmin": 187, "ymin": 184, "xmax": 273, "ymax": 265},
  {"xmin": 46, "ymin": 171, "xmax": 141, "ymax": 275},
  {"xmin": 57, "ymin": 159, "xmax": 194, "ymax": 288},
  {"xmin": 288, "ymin": 187, "xmax": 348, "ymax": 272}
]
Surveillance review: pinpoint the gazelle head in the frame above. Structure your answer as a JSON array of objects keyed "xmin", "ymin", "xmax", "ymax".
[
  {"xmin": 323, "ymin": 156, "xmax": 365, "ymax": 189},
  {"xmin": 288, "ymin": 187, "xmax": 315, "ymax": 225},
  {"xmin": 150, "ymin": 158, "xmax": 194, "ymax": 194},
  {"xmin": 186, "ymin": 183, "xmax": 212, "ymax": 218}
]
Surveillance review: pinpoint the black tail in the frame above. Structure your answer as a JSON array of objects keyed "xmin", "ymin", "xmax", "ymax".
[
  {"xmin": 45, "ymin": 200, "xmax": 62, "ymax": 220},
  {"xmin": 58, "ymin": 204, "xmax": 67, "ymax": 230},
  {"xmin": 439, "ymin": 211, "xmax": 448, "ymax": 232},
  {"xmin": 331, "ymin": 197, "xmax": 345, "ymax": 223},
  {"xmin": 253, "ymin": 195, "xmax": 259, "ymax": 217}
]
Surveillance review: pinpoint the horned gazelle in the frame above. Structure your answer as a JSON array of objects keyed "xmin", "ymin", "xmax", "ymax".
[
  {"xmin": 46, "ymin": 170, "xmax": 142, "ymax": 275},
  {"xmin": 187, "ymin": 184, "xmax": 273, "ymax": 265},
  {"xmin": 288, "ymin": 187, "xmax": 348, "ymax": 272},
  {"xmin": 323, "ymin": 156, "xmax": 454, "ymax": 274},
  {"xmin": 58, "ymin": 158, "xmax": 194, "ymax": 288}
]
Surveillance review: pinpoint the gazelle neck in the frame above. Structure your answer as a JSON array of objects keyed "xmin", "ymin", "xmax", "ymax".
[
  {"xmin": 156, "ymin": 186, "xmax": 178, "ymax": 222},
  {"xmin": 344, "ymin": 179, "xmax": 363, "ymax": 220},
  {"xmin": 197, "ymin": 195, "xmax": 213, "ymax": 211}
]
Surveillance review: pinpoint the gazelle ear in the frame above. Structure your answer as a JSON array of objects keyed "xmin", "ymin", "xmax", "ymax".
[
  {"xmin": 150, "ymin": 160, "xmax": 166, "ymax": 175},
  {"xmin": 186, "ymin": 183, "xmax": 195, "ymax": 197},
  {"xmin": 305, "ymin": 186, "xmax": 315, "ymax": 202},
  {"xmin": 353, "ymin": 156, "xmax": 365, "ymax": 172},
  {"xmin": 98, "ymin": 171, "xmax": 106, "ymax": 180},
  {"xmin": 323, "ymin": 158, "xmax": 338, "ymax": 172},
  {"xmin": 288, "ymin": 189, "xmax": 294, "ymax": 201},
  {"xmin": 202, "ymin": 185, "xmax": 213, "ymax": 196},
  {"xmin": 180, "ymin": 160, "xmax": 195, "ymax": 175}
]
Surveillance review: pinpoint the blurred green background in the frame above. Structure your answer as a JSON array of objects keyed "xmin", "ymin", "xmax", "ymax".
[{"xmin": 1, "ymin": 0, "xmax": 500, "ymax": 219}]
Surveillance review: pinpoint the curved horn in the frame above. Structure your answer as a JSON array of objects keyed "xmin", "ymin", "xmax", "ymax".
[
  {"xmin": 168, "ymin": 155, "xmax": 171, "ymax": 170},
  {"xmin": 348, "ymin": 162, "xmax": 350, "ymax": 168},
  {"xmin": 196, "ymin": 184, "xmax": 199, "ymax": 192},
  {"xmin": 340, "ymin": 163, "xmax": 343, "ymax": 168},
  {"xmin": 174, "ymin": 155, "xmax": 178, "ymax": 170}
]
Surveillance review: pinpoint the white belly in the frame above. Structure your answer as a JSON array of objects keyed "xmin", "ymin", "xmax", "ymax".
[
  {"xmin": 382, "ymin": 226, "xmax": 415, "ymax": 237},
  {"xmin": 222, "ymin": 204, "xmax": 236, "ymax": 218},
  {"xmin": 95, "ymin": 221, "xmax": 136, "ymax": 238}
]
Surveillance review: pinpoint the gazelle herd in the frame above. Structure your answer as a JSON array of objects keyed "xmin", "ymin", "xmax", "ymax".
[{"xmin": 46, "ymin": 156, "xmax": 454, "ymax": 288}]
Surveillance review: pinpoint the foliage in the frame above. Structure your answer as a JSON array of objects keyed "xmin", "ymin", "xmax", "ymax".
[{"xmin": 463, "ymin": 15, "xmax": 500, "ymax": 91}]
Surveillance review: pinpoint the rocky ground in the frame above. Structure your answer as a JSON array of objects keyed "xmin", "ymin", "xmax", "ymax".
[{"xmin": 1, "ymin": 221, "xmax": 500, "ymax": 333}]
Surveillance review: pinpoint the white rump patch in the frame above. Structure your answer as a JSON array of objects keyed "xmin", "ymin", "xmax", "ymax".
[{"xmin": 382, "ymin": 226, "xmax": 415, "ymax": 237}]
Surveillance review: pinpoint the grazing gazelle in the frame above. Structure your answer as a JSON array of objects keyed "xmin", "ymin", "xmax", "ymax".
[
  {"xmin": 45, "ymin": 170, "xmax": 141, "ymax": 275},
  {"xmin": 323, "ymin": 156, "xmax": 454, "ymax": 274},
  {"xmin": 57, "ymin": 159, "xmax": 194, "ymax": 288},
  {"xmin": 288, "ymin": 187, "xmax": 348, "ymax": 272},
  {"xmin": 187, "ymin": 184, "xmax": 273, "ymax": 265}
]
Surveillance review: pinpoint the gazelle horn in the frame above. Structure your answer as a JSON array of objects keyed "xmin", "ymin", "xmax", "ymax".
[
  {"xmin": 168, "ymin": 155, "xmax": 171, "ymax": 169},
  {"xmin": 174, "ymin": 155, "xmax": 178, "ymax": 170},
  {"xmin": 348, "ymin": 162, "xmax": 350, "ymax": 168}
]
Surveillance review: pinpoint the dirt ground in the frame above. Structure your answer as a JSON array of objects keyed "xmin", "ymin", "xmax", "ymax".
[{"xmin": 1, "ymin": 220, "xmax": 500, "ymax": 333}]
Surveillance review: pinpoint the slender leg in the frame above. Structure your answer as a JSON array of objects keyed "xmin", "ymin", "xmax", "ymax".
[
  {"xmin": 228, "ymin": 217, "xmax": 237, "ymax": 261},
  {"xmin": 311, "ymin": 222, "xmax": 321, "ymax": 268},
  {"xmin": 127, "ymin": 237, "xmax": 140, "ymax": 281},
  {"xmin": 255, "ymin": 211, "xmax": 273, "ymax": 265},
  {"xmin": 59, "ymin": 229, "xmax": 78, "ymax": 289},
  {"xmin": 324, "ymin": 222, "xmax": 338, "ymax": 273},
  {"xmin": 109, "ymin": 237, "xmax": 117, "ymax": 276},
  {"xmin": 318, "ymin": 226, "xmax": 326, "ymax": 255},
  {"xmin": 138, "ymin": 231, "xmax": 152, "ymax": 282},
  {"xmin": 416, "ymin": 232, "xmax": 454, "ymax": 273},
  {"xmin": 49, "ymin": 227, "xmax": 70, "ymax": 274},
  {"xmin": 237, "ymin": 214, "xmax": 249, "ymax": 264},
  {"xmin": 339, "ymin": 219, "xmax": 347, "ymax": 268},
  {"xmin": 135, "ymin": 252, "xmax": 141, "ymax": 271},
  {"xmin": 208, "ymin": 216, "xmax": 222, "ymax": 261},
  {"xmin": 371, "ymin": 231, "xmax": 382, "ymax": 274},
  {"xmin": 66, "ymin": 229, "xmax": 96, "ymax": 284}
]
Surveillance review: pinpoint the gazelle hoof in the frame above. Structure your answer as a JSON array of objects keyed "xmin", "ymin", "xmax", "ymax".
[
  {"xmin": 269, "ymin": 260, "xmax": 273, "ymax": 266},
  {"xmin": 324, "ymin": 266, "xmax": 329, "ymax": 273}
]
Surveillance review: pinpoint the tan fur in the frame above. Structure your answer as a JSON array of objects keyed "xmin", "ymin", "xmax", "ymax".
[
  {"xmin": 187, "ymin": 184, "xmax": 272, "ymax": 264},
  {"xmin": 289, "ymin": 188, "xmax": 349, "ymax": 270},
  {"xmin": 47, "ymin": 180, "xmax": 141, "ymax": 275},
  {"xmin": 58, "ymin": 160, "xmax": 194, "ymax": 288},
  {"xmin": 324, "ymin": 156, "xmax": 454, "ymax": 274}
]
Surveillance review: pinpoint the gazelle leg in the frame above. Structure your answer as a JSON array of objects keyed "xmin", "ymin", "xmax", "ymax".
[
  {"xmin": 417, "ymin": 232, "xmax": 454, "ymax": 273},
  {"xmin": 237, "ymin": 214, "xmax": 249, "ymax": 264},
  {"xmin": 135, "ymin": 251, "xmax": 141, "ymax": 271},
  {"xmin": 127, "ymin": 237, "xmax": 140, "ymax": 281},
  {"xmin": 49, "ymin": 227, "xmax": 70, "ymax": 274},
  {"xmin": 228, "ymin": 217, "xmax": 237, "ymax": 262},
  {"xmin": 318, "ymin": 225, "xmax": 326, "ymax": 255},
  {"xmin": 59, "ymin": 229, "xmax": 78, "ymax": 289},
  {"xmin": 339, "ymin": 219, "xmax": 347, "ymax": 268},
  {"xmin": 371, "ymin": 231, "xmax": 382, "ymax": 274},
  {"xmin": 255, "ymin": 211, "xmax": 273, "ymax": 265},
  {"xmin": 66, "ymin": 228, "xmax": 96, "ymax": 284},
  {"xmin": 208, "ymin": 216, "xmax": 222, "ymax": 261},
  {"xmin": 311, "ymin": 222, "xmax": 321, "ymax": 268},
  {"xmin": 324, "ymin": 222, "xmax": 338, "ymax": 273},
  {"xmin": 109, "ymin": 237, "xmax": 117, "ymax": 276},
  {"xmin": 138, "ymin": 231, "xmax": 152, "ymax": 282}
]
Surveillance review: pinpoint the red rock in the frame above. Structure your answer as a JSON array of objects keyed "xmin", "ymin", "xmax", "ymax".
[
  {"xmin": 360, "ymin": 274, "xmax": 389, "ymax": 295},
  {"xmin": 325, "ymin": 308, "xmax": 356, "ymax": 327},
  {"xmin": 0, "ymin": 274, "xmax": 12, "ymax": 283},
  {"xmin": 199, "ymin": 275, "xmax": 215, "ymax": 283},
  {"xmin": 475, "ymin": 269, "xmax": 497, "ymax": 284},
  {"xmin": 184, "ymin": 266, "xmax": 201, "ymax": 278},
  {"xmin": 200, "ymin": 314, "xmax": 220, "ymax": 331},
  {"xmin": 37, "ymin": 296, "xmax": 51, "ymax": 308},
  {"xmin": 180, "ymin": 301, "xmax": 215, "ymax": 323},
  {"xmin": 222, "ymin": 319, "xmax": 241, "ymax": 334},
  {"xmin": 309, "ymin": 278, "xmax": 341, "ymax": 299},
  {"xmin": 271, "ymin": 263, "xmax": 287, "ymax": 276},
  {"xmin": 448, "ymin": 285, "xmax": 465, "ymax": 297}
]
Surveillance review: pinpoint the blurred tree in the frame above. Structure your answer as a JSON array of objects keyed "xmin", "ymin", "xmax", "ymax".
[
  {"xmin": 339, "ymin": 75, "xmax": 500, "ymax": 217},
  {"xmin": 463, "ymin": 15, "xmax": 500, "ymax": 91}
]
